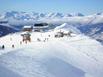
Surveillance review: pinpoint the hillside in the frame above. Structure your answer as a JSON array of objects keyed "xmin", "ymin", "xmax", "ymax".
[{"xmin": 0, "ymin": 30, "xmax": 103, "ymax": 77}]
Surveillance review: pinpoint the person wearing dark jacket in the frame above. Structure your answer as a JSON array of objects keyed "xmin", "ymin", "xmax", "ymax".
[
  {"xmin": 12, "ymin": 44, "xmax": 15, "ymax": 48},
  {"xmin": 1, "ymin": 45, "xmax": 5, "ymax": 49}
]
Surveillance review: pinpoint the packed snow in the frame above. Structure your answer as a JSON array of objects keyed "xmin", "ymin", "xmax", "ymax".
[{"xmin": 0, "ymin": 26, "xmax": 103, "ymax": 77}]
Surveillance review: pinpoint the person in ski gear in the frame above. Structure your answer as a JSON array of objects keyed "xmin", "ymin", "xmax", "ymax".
[
  {"xmin": 12, "ymin": 44, "xmax": 15, "ymax": 48},
  {"xmin": 20, "ymin": 41, "xmax": 22, "ymax": 45},
  {"xmin": 1, "ymin": 45, "xmax": 5, "ymax": 49},
  {"xmin": 37, "ymin": 38, "xmax": 41, "ymax": 42}
]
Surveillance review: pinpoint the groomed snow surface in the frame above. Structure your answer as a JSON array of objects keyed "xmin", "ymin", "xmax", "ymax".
[{"xmin": 0, "ymin": 30, "xmax": 103, "ymax": 77}]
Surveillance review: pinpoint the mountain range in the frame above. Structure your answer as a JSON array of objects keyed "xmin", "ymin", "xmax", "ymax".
[{"xmin": 0, "ymin": 11, "xmax": 85, "ymax": 20}]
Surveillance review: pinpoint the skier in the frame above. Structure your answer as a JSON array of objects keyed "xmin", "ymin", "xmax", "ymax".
[
  {"xmin": 10, "ymin": 38, "xmax": 12, "ymax": 41},
  {"xmin": 12, "ymin": 44, "xmax": 15, "ymax": 48},
  {"xmin": 1, "ymin": 45, "xmax": 5, "ymax": 49},
  {"xmin": 48, "ymin": 35, "xmax": 50, "ymax": 37},
  {"xmin": 46, "ymin": 38, "xmax": 49, "ymax": 41},
  {"xmin": 37, "ymin": 38, "xmax": 41, "ymax": 42},
  {"xmin": 43, "ymin": 38, "xmax": 46, "ymax": 42},
  {"xmin": 68, "ymin": 31, "xmax": 73, "ymax": 37},
  {"xmin": 20, "ymin": 41, "xmax": 22, "ymax": 45},
  {"xmin": 25, "ymin": 41, "xmax": 27, "ymax": 44}
]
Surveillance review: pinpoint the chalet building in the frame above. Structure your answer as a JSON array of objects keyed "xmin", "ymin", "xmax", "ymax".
[
  {"xmin": 21, "ymin": 31, "xmax": 31, "ymax": 42},
  {"xmin": 33, "ymin": 23, "xmax": 48, "ymax": 32},
  {"xmin": 22, "ymin": 23, "xmax": 48, "ymax": 32},
  {"xmin": 22, "ymin": 26, "xmax": 33, "ymax": 32}
]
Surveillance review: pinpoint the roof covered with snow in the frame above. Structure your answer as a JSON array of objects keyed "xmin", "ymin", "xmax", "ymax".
[{"xmin": 23, "ymin": 26, "xmax": 32, "ymax": 29}]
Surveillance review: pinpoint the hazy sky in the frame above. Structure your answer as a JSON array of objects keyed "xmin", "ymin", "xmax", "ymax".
[{"xmin": 0, "ymin": 0, "xmax": 103, "ymax": 15}]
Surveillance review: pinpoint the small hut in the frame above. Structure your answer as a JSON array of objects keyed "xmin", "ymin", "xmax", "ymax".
[
  {"xmin": 22, "ymin": 26, "xmax": 33, "ymax": 32},
  {"xmin": 21, "ymin": 31, "xmax": 31, "ymax": 42}
]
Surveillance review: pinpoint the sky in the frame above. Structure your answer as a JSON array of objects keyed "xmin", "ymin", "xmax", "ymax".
[{"xmin": 0, "ymin": 0, "xmax": 103, "ymax": 15}]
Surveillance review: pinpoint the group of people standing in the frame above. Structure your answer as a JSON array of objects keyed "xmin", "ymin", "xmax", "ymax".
[
  {"xmin": 37, "ymin": 37, "xmax": 49, "ymax": 42},
  {"xmin": 37, "ymin": 34, "xmax": 50, "ymax": 42}
]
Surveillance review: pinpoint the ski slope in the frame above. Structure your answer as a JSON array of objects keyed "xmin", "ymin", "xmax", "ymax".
[{"xmin": 0, "ymin": 31, "xmax": 103, "ymax": 77}]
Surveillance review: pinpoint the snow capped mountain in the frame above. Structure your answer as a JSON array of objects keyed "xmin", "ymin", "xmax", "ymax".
[
  {"xmin": 45, "ymin": 13, "xmax": 63, "ymax": 18},
  {"xmin": 93, "ymin": 12, "xmax": 103, "ymax": 16},
  {"xmin": 51, "ymin": 13, "xmax": 63, "ymax": 18},
  {"xmin": 63, "ymin": 13, "xmax": 72, "ymax": 18},
  {"xmin": 4, "ymin": 11, "xmax": 19, "ymax": 18},
  {"xmin": 0, "ymin": 11, "xmax": 85, "ymax": 20},
  {"xmin": 0, "ymin": 11, "xmax": 102, "ymax": 21},
  {"xmin": 64, "ymin": 13, "xmax": 84, "ymax": 17},
  {"xmin": 79, "ymin": 23, "xmax": 103, "ymax": 44},
  {"xmin": 0, "ymin": 30, "xmax": 103, "ymax": 77},
  {"xmin": 46, "ymin": 13, "xmax": 55, "ymax": 18},
  {"xmin": 0, "ymin": 24, "xmax": 17, "ymax": 37},
  {"xmin": 0, "ymin": 20, "xmax": 19, "ymax": 37},
  {"xmin": 74, "ymin": 13, "xmax": 84, "ymax": 16},
  {"xmin": 39, "ymin": 13, "xmax": 46, "ymax": 18},
  {"xmin": 1, "ymin": 11, "xmax": 36, "ymax": 20}
]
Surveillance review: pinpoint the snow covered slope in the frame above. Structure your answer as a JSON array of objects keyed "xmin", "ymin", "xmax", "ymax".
[
  {"xmin": 0, "ymin": 31, "xmax": 103, "ymax": 77},
  {"xmin": 54, "ymin": 23, "xmax": 81, "ymax": 34}
]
